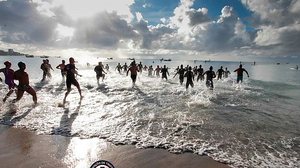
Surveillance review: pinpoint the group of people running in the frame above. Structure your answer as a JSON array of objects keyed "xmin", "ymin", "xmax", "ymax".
[
  {"xmin": 95, "ymin": 60, "xmax": 250, "ymax": 90},
  {"xmin": 0, "ymin": 57, "xmax": 83, "ymax": 105},
  {"xmin": 0, "ymin": 58, "xmax": 249, "ymax": 106}
]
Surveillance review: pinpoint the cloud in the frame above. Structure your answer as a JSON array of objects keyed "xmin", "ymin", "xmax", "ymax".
[
  {"xmin": 0, "ymin": 0, "xmax": 57, "ymax": 45},
  {"xmin": 242, "ymin": 0, "xmax": 300, "ymax": 56},
  {"xmin": 71, "ymin": 11, "xmax": 138, "ymax": 49}
]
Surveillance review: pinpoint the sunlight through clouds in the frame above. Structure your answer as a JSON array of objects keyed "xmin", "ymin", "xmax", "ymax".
[{"xmin": 52, "ymin": 0, "xmax": 134, "ymax": 21}]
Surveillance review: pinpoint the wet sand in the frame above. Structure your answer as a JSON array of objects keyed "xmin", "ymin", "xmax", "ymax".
[{"xmin": 0, "ymin": 125, "xmax": 229, "ymax": 168}]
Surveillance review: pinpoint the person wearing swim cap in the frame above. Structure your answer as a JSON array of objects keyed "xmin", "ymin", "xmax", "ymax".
[
  {"xmin": 13, "ymin": 62, "xmax": 37, "ymax": 104},
  {"xmin": 0, "ymin": 61, "xmax": 16, "ymax": 102},
  {"xmin": 63, "ymin": 57, "xmax": 82, "ymax": 103}
]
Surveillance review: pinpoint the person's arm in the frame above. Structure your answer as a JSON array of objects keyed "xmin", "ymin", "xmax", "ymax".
[
  {"xmin": 126, "ymin": 68, "xmax": 130, "ymax": 76},
  {"xmin": 234, "ymin": 68, "xmax": 237, "ymax": 72},
  {"xmin": 50, "ymin": 65, "xmax": 54, "ymax": 71},
  {"xmin": 213, "ymin": 72, "xmax": 216, "ymax": 78},
  {"xmin": 56, "ymin": 64, "xmax": 60, "ymax": 69},
  {"xmin": 173, "ymin": 72, "xmax": 178, "ymax": 78},
  {"xmin": 244, "ymin": 69, "xmax": 249, "ymax": 77}
]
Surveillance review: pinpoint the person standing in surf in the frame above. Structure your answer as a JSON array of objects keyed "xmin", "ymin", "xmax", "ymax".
[
  {"xmin": 63, "ymin": 57, "xmax": 82, "ymax": 104},
  {"xmin": 13, "ymin": 62, "xmax": 37, "ymax": 104},
  {"xmin": 56, "ymin": 60, "xmax": 66, "ymax": 79},
  {"xmin": 216, "ymin": 66, "xmax": 225, "ymax": 80},
  {"xmin": 127, "ymin": 61, "xmax": 139, "ymax": 86},
  {"xmin": 173, "ymin": 64, "xmax": 185, "ymax": 85},
  {"xmin": 94, "ymin": 62, "xmax": 106, "ymax": 84},
  {"xmin": 234, "ymin": 64, "xmax": 249, "ymax": 83},
  {"xmin": 161, "ymin": 65, "xmax": 169, "ymax": 80},
  {"xmin": 184, "ymin": 66, "xmax": 194, "ymax": 89},
  {"xmin": 203, "ymin": 66, "xmax": 216, "ymax": 90},
  {"xmin": 0, "ymin": 61, "xmax": 16, "ymax": 102},
  {"xmin": 224, "ymin": 67, "xmax": 230, "ymax": 78}
]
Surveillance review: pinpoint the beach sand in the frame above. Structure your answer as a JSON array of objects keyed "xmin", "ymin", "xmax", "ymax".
[{"xmin": 0, "ymin": 125, "xmax": 229, "ymax": 168}]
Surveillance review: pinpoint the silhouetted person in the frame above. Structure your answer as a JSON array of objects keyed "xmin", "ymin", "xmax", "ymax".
[
  {"xmin": 196, "ymin": 65, "xmax": 204, "ymax": 81},
  {"xmin": 127, "ymin": 61, "xmax": 139, "ymax": 86},
  {"xmin": 148, "ymin": 65, "xmax": 153, "ymax": 76},
  {"xmin": 155, "ymin": 65, "xmax": 160, "ymax": 77},
  {"xmin": 138, "ymin": 62, "xmax": 143, "ymax": 73},
  {"xmin": 13, "ymin": 62, "xmax": 37, "ymax": 104},
  {"xmin": 63, "ymin": 57, "xmax": 82, "ymax": 104},
  {"xmin": 234, "ymin": 64, "xmax": 249, "ymax": 83},
  {"xmin": 173, "ymin": 64, "xmax": 185, "ymax": 85},
  {"xmin": 94, "ymin": 62, "xmax": 106, "ymax": 84},
  {"xmin": 0, "ymin": 61, "xmax": 16, "ymax": 102},
  {"xmin": 56, "ymin": 60, "xmax": 66, "ymax": 78},
  {"xmin": 184, "ymin": 66, "xmax": 194, "ymax": 89},
  {"xmin": 105, "ymin": 64, "xmax": 109, "ymax": 71},
  {"xmin": 122, "ymin": 63, "xmax": 128, "ymax": 72},
  {"xmin": 217, "ymin": 66, "xmax": 224, "ymax": 80},
  {"xmin": 203, "ymin": 66, "xmax": 216, "ymax": 90},
  {"xmin": 40, "ymin": 59, "xmax": 47, "ymax": 81},
  {"xmin": 116, "ymin": 63, "xmax": 122, "ymax": 74},
  {"xmin": 224, "ymin": 67, "xmax": 230, "ymax": 78},
  {"xmin": 161, "ymin": 65, "xmax": 169, "ymax": 80}
]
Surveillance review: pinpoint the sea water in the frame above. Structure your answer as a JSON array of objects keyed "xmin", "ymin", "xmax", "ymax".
[{"xmin": 0, "ymin": 56, "xmax": 299, "ymax": 167}]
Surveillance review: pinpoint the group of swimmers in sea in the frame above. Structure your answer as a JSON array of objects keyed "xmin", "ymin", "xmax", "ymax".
[{"xmin": 0, "ymin": 58, "xmax": 251, "ymax": 106}]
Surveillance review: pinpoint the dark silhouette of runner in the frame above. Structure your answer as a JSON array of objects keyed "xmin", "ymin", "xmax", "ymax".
[
  {"xmin": 173, "ymin": 64, "xmax": 185, "ymax": 85},
  {"xmin": 94, "ymin": 62, "xmax": 106, "ymax": 84},
  {"xmin": 217, "ymin": 66, "xmax": 225, "ymax": 80},
  {"xmin": 63, "ymin": 57, "xmax": 82, "ymax": 104},
  {"xmin": 13, "ymin": 62, "xmax": 37, "ymax": 104},
  {"xmin": 161, "ymin": 65, "xmax": 169, "ymax": 80},
  {"xmin": 234, "ymin": 64, "xmax": 249, "ymax": 83},
  {"xmin": 203, "ymin": 66, "xmax": 216, "ymax": 90},
  {"xmin": 184, "ymin": 66, "xmax": 194, "ymax": 89},
  {"xmin": 127, "ymin": 61, "xmax": 139, "ymax": 86}
]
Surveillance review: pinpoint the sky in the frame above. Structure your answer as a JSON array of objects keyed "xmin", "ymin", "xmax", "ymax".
[{"xmin": 0, "ymin": 0, "xmax": 300, "ymax": 61}]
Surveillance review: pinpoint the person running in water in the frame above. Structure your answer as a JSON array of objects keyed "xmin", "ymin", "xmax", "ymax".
[
  {"xmin": 148, "ymin": 65, "xmax": 153, "ymax": 76},
  {"xmin": 105, "ymin": 64, "xmax": 110, "ymax": 71},
  {"xmin": 63, "ymin": 57, "xmax": 82, "ymax": 104},
  {"xmin": 234, "ymin": 64, "xmax": 249, "ymax": 83},
  {"xmin": 0, "ymin": 61, "xmax": 16, "ymax": 102},
  {"xmin": 196, "ymin": 65, "xmax": 204, "ymax": 81},
  {"xmin": 115, "ymin": 63, "xmax": 122, "ymax": 74},
  {"xmin": 161, "ymin": 65, "xmax": 169, "ymax": 80},
  {"xmin": 155, "ymin": 65, "xmax": 160, "ymax": 77},
  {"xmin": 127, "ymin": 61, "xmax": 139, "ymax": 86},
  {"xmin": 56, "ymin": 60, "xmax": 66, "ymax": 79},
  {"xmin": 184, "ymin": 66, "xmax": 194, "ymax": 89},
  {"xmin": 94, "ymin": 62, "xmax": 106, "ymax": 84},
  {"xmin": 203, "ymin": 66, "xmax": 216, "ymax": 90},
  {"xmin": 173, "ymin": 64, "xmax": 185, "ymax": 85},
  {"xmin": 216, "ymin": 66, "xmax": 225, "ymax": 80},
  {"xmin": 224, "ymin": 67, "xmax": 230, "ymax": 78},
  {"xmin": 122, "ymin": 63, "xmax": 128, "ymax": 72},
  {"xmin": 13, "ymin": 62, "xmax": 37, "ymax": 104}
]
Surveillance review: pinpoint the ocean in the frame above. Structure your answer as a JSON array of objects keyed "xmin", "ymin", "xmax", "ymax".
[{"xmin": 0, "ymin": 55, "xmax": 299, "ymax": 167}]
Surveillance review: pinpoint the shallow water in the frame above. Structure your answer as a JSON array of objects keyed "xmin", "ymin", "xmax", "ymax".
[{"xmin": 0, "ymin": 56, "xmax": 299, "ymax": 167}]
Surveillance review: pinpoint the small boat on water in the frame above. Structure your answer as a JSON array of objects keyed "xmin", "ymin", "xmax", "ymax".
[
  {"xmin": 40, "ymin": 55, "xmax": 49, "ymax": 58},
  {"xmin": 25, "ymin": 54, "xmax": 34, "ymax": 58}
]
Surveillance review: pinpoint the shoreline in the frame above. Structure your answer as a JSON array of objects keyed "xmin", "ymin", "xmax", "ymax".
[{"xmin": 0, "ymin": 124, "xmax": 229, "ymax": 168}]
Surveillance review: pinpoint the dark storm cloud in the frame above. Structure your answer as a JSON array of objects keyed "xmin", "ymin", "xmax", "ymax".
[{"xmin": 0, "ymin": 0, "xmax": 57, "ymax": 45}]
